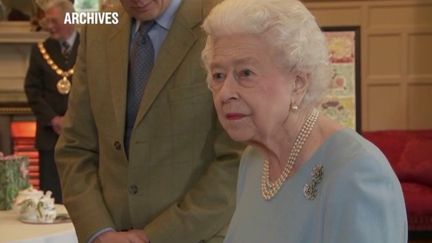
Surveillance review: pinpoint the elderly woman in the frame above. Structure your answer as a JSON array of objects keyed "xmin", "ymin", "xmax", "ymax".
[{"xmin": 201, "ymin": 0, "xmax": 407, "ymax": 242}]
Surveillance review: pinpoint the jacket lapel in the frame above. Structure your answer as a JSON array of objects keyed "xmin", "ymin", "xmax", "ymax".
[
  {"xmin": 134, "ymin": 0, "xmax": 202, "ymax": 125},
  {"xmin": 107, "ymin": 8, "xmax": 130, "ymax": 136}
]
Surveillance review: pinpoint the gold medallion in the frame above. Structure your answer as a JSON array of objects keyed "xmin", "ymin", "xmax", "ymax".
[
  {"xmin": 57, "ymin": 77, "xmax": 71, "ymax": 94},
  {"xmin": 38, "ymin": 43, "xmax": 75, "ymax": 95}
]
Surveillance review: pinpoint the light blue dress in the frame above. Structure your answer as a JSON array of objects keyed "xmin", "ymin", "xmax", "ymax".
[{"xmin": 224, "ymin": 128, "xmax": 407, "ymax": 243}]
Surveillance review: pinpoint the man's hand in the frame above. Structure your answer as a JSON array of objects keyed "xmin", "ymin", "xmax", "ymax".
[
  {"xmin": 94, "ymin": 230, "xmax": 150, "ymax": 243},
  {"xmin": 51, "ymin": 116, "xmax": 63, "ymax": 135}
]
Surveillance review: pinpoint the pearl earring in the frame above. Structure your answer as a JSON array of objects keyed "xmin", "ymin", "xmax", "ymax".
[{"xmin": 291, "ymin": 103, "xmax": 299, "ymax": 111}]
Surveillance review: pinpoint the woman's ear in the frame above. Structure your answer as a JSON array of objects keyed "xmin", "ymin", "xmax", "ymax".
[{"xmin": 291, "ymin": 73, "xmax": 309, "ymax": 106}]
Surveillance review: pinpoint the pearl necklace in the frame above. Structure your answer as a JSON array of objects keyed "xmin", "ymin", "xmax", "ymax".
[{"xmin": 261, "ymin": 108, "xmax": 320, "ymax": 200}]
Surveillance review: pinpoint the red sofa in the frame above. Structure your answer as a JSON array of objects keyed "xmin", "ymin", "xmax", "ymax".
[{"xmin": 363, "ymin": 130, "xmax": 432, "ymax": 231}]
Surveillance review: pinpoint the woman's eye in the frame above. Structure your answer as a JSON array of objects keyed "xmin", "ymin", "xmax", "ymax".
[
  {"xmin": 212, "ymin": 72, "xmax": 225, "ymax": 81},
  {"xmin": 239, "ymin": 69, "xmax": 253, "ymax": 78}
]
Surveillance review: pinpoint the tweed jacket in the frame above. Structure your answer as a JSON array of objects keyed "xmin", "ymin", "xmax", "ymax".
[{"xmin": 55, "ymin": 0, "xmax": 243, "ymax": 242}]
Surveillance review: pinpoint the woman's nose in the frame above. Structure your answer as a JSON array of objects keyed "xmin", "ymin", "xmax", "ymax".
[{"xmin": 218, "ymin": 74, "xmax": 238, "ymax": 103}]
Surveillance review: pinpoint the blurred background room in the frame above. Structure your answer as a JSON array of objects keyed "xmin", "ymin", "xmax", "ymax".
[{"xmin": 0, "ymin": 0, "xmax": 430, "ymax": 242}]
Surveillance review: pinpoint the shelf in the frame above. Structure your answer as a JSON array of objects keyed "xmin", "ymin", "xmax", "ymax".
[{"xmin": 0, "ymin": 21, "xmax": 48, "ymax": 43}]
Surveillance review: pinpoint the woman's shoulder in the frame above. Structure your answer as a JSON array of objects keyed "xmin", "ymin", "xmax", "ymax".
[
  {"xmin": 317, "ymin": 129, "xmax": 407, "ymax": 243},
  {"xmin": 318, "ymin": 129, "xmax": 405, "ymax": 212},
  {"xmin": 320, "ymin": 128, "xmax": 397, "ymax": 181}
]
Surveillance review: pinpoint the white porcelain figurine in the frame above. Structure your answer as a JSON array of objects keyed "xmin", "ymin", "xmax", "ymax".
[{"xmin": 14, "ymin": 187, "xmax": 57, "ymax": 223}]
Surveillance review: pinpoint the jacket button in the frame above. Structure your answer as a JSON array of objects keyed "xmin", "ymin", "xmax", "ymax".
[
  {"xmin": 114, "ymin": 141, "xmax": 122, "ymax": 150},
  {"xmin": 129, "ymin": 185, "xmax": 138, "ymax": 195}
]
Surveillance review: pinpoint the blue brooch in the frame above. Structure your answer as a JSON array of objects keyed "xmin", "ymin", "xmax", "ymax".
[{"xmin": 303, "ymin": 164, "xmax": 324, "ymax": 200}]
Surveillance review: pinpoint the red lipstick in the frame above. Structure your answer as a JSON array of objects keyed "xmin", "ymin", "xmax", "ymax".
[{"xmin": 226, "ymin": 113, "xmax": 246, "ymax": 120}]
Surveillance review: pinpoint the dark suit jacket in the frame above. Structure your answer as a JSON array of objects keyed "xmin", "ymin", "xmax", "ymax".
[
  {"xmin": 55, "ymin": 1, "xmax": 243, "ymax": 242},
  {"xmin": 24, "ymin": 35, "xmax": 79, "ymax": 150}
]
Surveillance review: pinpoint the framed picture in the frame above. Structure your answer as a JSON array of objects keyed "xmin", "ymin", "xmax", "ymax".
[{"xmin": 320, "ymin": 26, "xmax": 361, "ymax": 133}]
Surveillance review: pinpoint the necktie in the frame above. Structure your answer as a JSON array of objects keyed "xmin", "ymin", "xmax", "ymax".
[
  {"xmin": 124, "ymin": 21, "xmax": 155, "ymax": 153},
  {"xmin": 61, "ymin": 41, "xmax": 71, "ymax": 63}
]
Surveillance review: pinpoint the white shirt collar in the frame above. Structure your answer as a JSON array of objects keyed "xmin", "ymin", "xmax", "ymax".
[{"xmin": 63, "ymin": 31, "xmax": 78, "ymax": 47}]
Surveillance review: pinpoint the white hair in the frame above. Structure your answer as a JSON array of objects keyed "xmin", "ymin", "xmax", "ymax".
[
  {"xmin": 201, "ymin": 0, "xmax": 331, "ymax": 107},
  {"xmin": 36, "ymin": 0, "xmax": 74, "ymax": 13}
]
